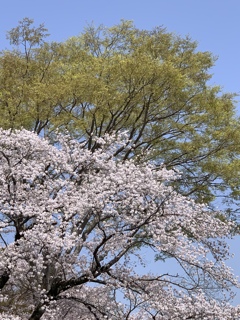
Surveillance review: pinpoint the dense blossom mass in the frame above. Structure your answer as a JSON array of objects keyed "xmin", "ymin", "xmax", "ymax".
[{"xmin": 0, "ymin": 129, "xmax": 239, "ymax": 319}]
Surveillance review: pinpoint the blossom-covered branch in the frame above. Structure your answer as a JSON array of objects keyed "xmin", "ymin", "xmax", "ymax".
[{"xmin": 0, "ymin": 129, "xmax": 239, "ymax": 319}]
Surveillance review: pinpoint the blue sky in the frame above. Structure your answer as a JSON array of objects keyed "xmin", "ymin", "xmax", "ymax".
[{"xmin": 1, "ymin": 0, "xmax": 240, "ymax": 305}]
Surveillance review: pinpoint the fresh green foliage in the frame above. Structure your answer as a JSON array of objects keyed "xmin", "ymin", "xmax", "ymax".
[{"xmin": 1, "ymin": 19, "xmax": 240, "ymax": 210}]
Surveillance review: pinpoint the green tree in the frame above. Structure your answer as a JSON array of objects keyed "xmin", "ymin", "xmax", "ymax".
[{"xmin": 1, "ymin": 18, "xmax": 240, "ymax": 212}]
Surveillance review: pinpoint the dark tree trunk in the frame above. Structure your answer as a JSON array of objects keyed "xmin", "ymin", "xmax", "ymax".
[
  {"xmin": 0, "ymin": 271, "xmax": 9, "ymax": 289},
  {"xmin": 28, "ymin": 304, "xmax": 45, "ymax": 320}
]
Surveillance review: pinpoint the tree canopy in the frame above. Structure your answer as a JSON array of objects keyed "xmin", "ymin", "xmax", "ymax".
[
  {"xmin": 1, "ymin": 19, "xmax": 240, "ymax": 212},
  {"xmin": 0, "ymin": 129, "xmax": 239, "ymax": 319},
  {"xmin": 0, "ymin": 19, "xmax": 240, "ymax": 209}
]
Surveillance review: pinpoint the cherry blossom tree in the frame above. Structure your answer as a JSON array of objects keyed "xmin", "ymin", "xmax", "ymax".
[{"xmin": 0, "ymin": 129, "xmax": 239, "ymax": 319}]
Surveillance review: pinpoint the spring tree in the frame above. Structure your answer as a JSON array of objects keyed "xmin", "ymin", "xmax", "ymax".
[
  {"xmin": 0, "ymin": 129, "xmax": 239, "ymax": 319},
  {"xmin": 1, "ymin": 19, "xmax": 240, "ymax": 210}
]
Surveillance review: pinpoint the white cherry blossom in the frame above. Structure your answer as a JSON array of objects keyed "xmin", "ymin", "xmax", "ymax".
[{"xmin": 0, "ymin": 129, "xmax": 239, "ymax": 319}]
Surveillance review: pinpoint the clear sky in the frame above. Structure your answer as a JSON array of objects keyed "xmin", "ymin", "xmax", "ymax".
[{"xmin": 1, "ymin": 0, "xmax": 240, "ymax": 305}]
